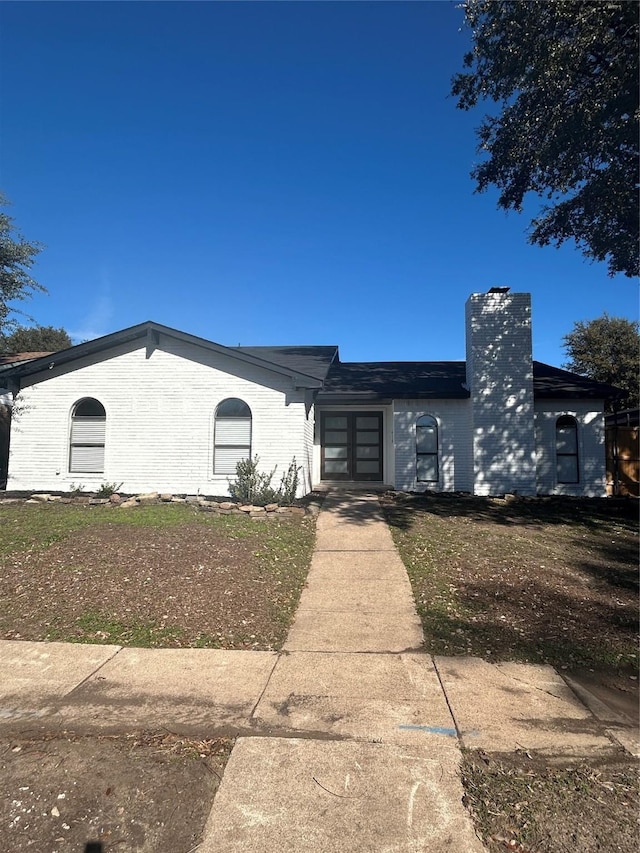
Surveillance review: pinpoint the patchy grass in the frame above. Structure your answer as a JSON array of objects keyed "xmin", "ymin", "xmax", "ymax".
[
  {"xmin": 461, "ymin": 749, "xmax": 639, "ymax": 853},
  {"xmin": 0, "ymin": 502, "xmax": 316, "ymax": 650},
  {"xmin": 382, "ymin": 494, "xmax": 639, "ymax": 676}
]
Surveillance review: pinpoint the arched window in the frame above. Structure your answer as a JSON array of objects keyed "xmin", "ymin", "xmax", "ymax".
[
  {"xmin": 416, "ymin": 415, "xmax": 438, "ymax": 482},
  {"xmin": 70, "ymin": 398, "xmax": 106, "ymax": 473},
  {"xmin": 214, "ymin": 398, "xmax": 252, "ymax": 475},
  {"xmin": 556, "ymin": 416, "xmax": 579, "ymax": 483}
]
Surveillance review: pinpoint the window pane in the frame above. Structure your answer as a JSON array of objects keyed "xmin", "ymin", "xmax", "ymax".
[
  {"xmin": 417, "ymin": 454, "xmax": 438, "ymax": 482},
  {"xmin": 325, "ymin": 430, "xmax": 347, "ymax": 444},
  {"xmin": 556, "ymin": 426, "xmax": 577, "ymax": 453},
  {"xmin": 71, "ymin": 418, "xmax": 106, "ymax": 444},
  {"xmin": 215, "ymin": 447, "xmax": 250, "ymax": 475},
  {"xmin": 416, "ymin": 424, "xmax": 437, "ymax": 453},
  {"xmin": 356, "ymin": 461, "xmax": 379, "ymax": 473},
  {"xmin": 557, "ymin": 455, "xmax": 579, "ymax": 483},
  {"xmin": 356, "ymin": 416, "xmax": 379, "ymax": 429},
  {"xmin": 324, "ymin": 460, "xmax": 348, "ymax": 474},
  {"xmin": 325, "ymin": 447, "xmax": 348, "ymax": 459},
  {"xmin": 74, "ymin": 398, "xmax": 105, "ymax": 417},
  {"xmin": 217, "ymin": 398, "xmax": 251, "ymax": 418},
  {"xmin": 70, "ymin": 445, "xmax": 104, "ymax": 473},
  {"xmin": 325, "ymin": 416, "xmax": 347, "ymax": 429},
  {"xmin": 216, "ymin": 419, "xmax": 251, "ymax": 445}
]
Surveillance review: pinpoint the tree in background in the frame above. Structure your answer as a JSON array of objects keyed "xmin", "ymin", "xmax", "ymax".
[
  {"xmin": 452, "ymin": 1, "xmax": 639, "ymax": 278},
  {"xmin": 0, "ymin": 193, "xmax": 45, "ymax": 332},
  {"xmin": 0, "ymin": 324, "xmax": 72, "ymax": 353},
  {"xmin": 564, "ymin": 315, "xmax": 639, "ymax": 411}
]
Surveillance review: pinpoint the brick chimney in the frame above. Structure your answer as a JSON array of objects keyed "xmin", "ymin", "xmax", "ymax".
[{"xmin": 465, "ymin": 288, "xmax": 536, "ymax": 496}]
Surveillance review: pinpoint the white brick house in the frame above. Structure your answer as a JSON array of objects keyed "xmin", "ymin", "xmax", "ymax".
[{"xmin": 2, "ymin": 289, "xmax": 618, "ymax": 497}]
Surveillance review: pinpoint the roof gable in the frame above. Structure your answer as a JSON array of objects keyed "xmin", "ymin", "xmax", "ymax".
[{"xmin": 1, "ymin": 322, "xmax": 332, "ymax": 389}]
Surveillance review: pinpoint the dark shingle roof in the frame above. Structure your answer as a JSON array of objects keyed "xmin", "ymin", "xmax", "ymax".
[
  {"xmin": 316, "ymin": 359, "xmax": 620, "ymax": 401},
  {"xmin": 318, "ymin": 361, "xmax": 469, "ymax": 400},
  {"xmin": 532, "ymin": 361, "xmax": 621, "ymax": 399},
  {"xmin": 236, "ymin": 346, "xmax": 338, "ymax": 382}
]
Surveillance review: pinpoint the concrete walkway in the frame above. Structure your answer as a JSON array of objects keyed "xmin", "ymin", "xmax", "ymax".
[{"xmin": 1, "ymin": 492, "xmax": 637, "ymax": 852}]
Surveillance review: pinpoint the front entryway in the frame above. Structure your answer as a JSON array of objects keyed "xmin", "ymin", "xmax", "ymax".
[{"xmin": 320, "ymin": 412, "xmax": 383, "ymax": 481}]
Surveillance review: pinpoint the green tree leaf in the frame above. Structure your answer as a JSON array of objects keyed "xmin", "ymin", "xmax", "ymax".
[
  {"xmin": 452, "ymin": 0, "xmax": 639, "ymax": 277},
  {"xmin": 563, "ymin": 314, "xmax": 639, "ymax": 410},
  {"xmin": 0, "ymin": 193, "xmax": 45, "ymax": 331}
]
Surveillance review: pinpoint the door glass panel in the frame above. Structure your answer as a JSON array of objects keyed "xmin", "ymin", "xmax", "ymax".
[
  {"xmin": 325, "ymin": 460, "xmax": 348, "ymax": 474},
  {"xmin": 356, "ymin": 461, "xmax": 380, "ymax": 473},
  {"xmin": 417, "ymin": 455, "xmax": 438, "ymax": 482},
  {"xmin": 325, "ymin": 416, "xmax": 348, "ymax": 429},
  {"xmin": 325, "ymin": 431, "xmax": 347, "ymax": 444},
  {"xmin": 356, "ymin": 416, "xmax": 379, "ymax": 429},
  {"xmin": 356, "ymin": 431, "xmax": 379, "ymax": 444},
  {"xmin": 325, "ymin": 447, "xmax": 348, "ymax": 459},
  {"xmin": 356, "ymin": 446, "xmax": 379, "ymax": 459}
]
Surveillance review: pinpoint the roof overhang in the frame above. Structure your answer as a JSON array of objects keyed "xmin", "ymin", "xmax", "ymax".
[{"xmin": 2, "ymin": 321, "xmax": 324, "ymax": 390}]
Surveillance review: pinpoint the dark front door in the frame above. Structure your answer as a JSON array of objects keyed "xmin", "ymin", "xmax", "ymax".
[{"xmin": 320, "ymin": 412, "xmax": 383, "ymax": 481}]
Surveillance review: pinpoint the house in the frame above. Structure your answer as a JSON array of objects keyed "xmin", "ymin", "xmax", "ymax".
[
  {"xmin": 1, "ymin": 289, "xmax": 619, "ymax": 498},
  {"xmin": 0, "ymin": 351, "xmax": 54, "ymax": 486}
]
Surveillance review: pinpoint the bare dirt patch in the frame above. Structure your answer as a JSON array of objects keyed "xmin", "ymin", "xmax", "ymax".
[
  {"xmin": 382, "ymin": 494, "xmax": 639, "ymax": 688},
  {"xmin": 0, "ymin": 502, "xmax": 316, "ymax": 650},
  {"xmin": 461, "ymin": 749, "xmax": 639, "ymax": 853},
  {"xmin": 383, "ymin": 493, "xmax": 639, "ymax": 852},
  {"xmin": 0, "ymin": 729, "xmax": 232, "ymax": 853}
]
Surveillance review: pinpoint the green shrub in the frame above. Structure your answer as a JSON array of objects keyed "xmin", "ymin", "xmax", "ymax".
[
  {"xmin": 96, "ymin": 481, "xmax": 124, "ymax": 498},
  {"xmin": 229, "ymin": 456, "xmax": 301, "ymax": 506}
]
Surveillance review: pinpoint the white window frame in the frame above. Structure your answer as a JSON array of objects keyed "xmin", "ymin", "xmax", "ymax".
[
  {"xmin": 214, "ymin": 398, "xmax": 252, "ymax": 475},
  {"xmin": 69, "ymin": 397, "xmax": 106, "ymax": 474}
]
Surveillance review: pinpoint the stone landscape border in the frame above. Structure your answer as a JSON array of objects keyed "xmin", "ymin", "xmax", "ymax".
[{"xmin": 0, "ymin": 491, "xmax": 322, "ymax": 519}]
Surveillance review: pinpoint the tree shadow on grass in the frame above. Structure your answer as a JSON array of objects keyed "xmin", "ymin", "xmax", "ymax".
[
  {"xmin": 382, "ymin": 492, "xmax": 639, "ymax": 533},
  {"xmin": 417, "ymin": 572, "xmax": 638, "ymax": 675}
]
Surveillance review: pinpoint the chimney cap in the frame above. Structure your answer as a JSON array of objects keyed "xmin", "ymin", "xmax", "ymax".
[{"xmin": 488, "ymin": 286, "xmax": 510, "ymax": 294}]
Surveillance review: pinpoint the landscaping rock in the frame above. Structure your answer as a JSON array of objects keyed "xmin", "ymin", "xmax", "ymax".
[
  {"xmin": 219, "ymin": 502, "xmax": 235, "ymax": 510},
  {"xmin": 89, "ymin": 498, "xmax": 109, "ymax": 505},
  {"xmin": 265, "ymin": 503, "xmax": 279, "ymax": 512},
  {"xmin": 160, "ymin": 493, "xmax": 173, "ymax": 502},
  {"xmin": 30, "ymin": 493, "xmax": 53, "ymax": 502},
  {"xmin": 118, "ymin": 499, "xmax": 139, "ymax": 509},
  {"xmin": 185, "ymin": 495, "xmax": 199, "ymax": 504},
  {"xmin": 109, "ymin": 493, "xmax": 122, "ymax": 504}
]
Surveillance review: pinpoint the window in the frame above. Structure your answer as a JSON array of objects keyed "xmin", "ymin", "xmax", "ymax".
[
  {"xmin": 556, "ymin": 416, "xmax": 579, "ymax": 483},
  {"xmin": 70, "ymin": 398, "xmax": 106, "ymax": 473},
  {"xmin": 416, "ymin": 415, "xmax": 438, "ymax": 482},
  {"xmin": 214, "ymin": 398, "xmax": 252, "ymax": 474}
]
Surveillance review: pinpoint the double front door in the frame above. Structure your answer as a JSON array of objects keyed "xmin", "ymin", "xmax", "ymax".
[{"xmin": 320, "ymin": 412, "xmax": 383, "ymax": 481}]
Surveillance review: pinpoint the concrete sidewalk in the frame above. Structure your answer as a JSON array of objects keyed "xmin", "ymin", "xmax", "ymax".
[{"xmin": 1, "ymin": 491, "xmax": 637, "ymax": 852}]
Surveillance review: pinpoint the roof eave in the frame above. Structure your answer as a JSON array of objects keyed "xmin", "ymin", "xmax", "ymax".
[{"xmin": 3, "ymin": 321, "xmax": 323, "ymax": 389}]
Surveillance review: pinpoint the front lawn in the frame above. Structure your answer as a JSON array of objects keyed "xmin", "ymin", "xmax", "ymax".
[
  {"xmin": 0, "ymin": 502, "xmax": 316, "ymax": 650},
  {"xmin": 382, "ymin": 493, "xmax": 638, "ymax": 678}
]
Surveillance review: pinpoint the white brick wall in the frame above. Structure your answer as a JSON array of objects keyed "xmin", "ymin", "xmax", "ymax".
[
  {"xmin": 393, "ymin": 399, "xmax": 472, "ymax": 492},
  {"xmin": 8, "ymin": 338, "xmax": 310, "ymax": 496},
  {"xmin": 534, "ymin": 401, "xmax": 606, "ymax": 496},
  {"xmin": 465, "ymin": 292, "xmax": 536, "ymax": 495}
]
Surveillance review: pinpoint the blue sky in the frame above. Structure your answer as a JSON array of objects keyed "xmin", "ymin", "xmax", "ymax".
[{"xmin": 0, "ymin": 1, "xmax": 636, "ymax": 365}]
